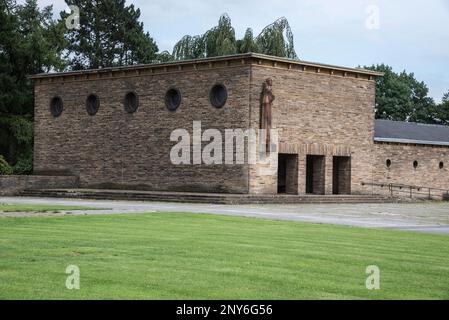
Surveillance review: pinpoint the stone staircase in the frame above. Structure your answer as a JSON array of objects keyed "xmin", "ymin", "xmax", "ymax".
[{"xmin": 19, "ymin": 188, "xmax": 399, "ymax": 204}]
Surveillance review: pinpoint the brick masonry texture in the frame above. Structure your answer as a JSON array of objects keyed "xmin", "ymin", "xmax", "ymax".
[
  {"xmin": 248, "ymin": 63, "xmax": 376, "ymax": 194},
  {"xmin": 34, "ymin": 62, "xmax": 252, "ymax": 193},
  {"xmin": 31, "ymin": 54, "xmax": 449, "ymax": 196},
  {"xmin": 0, "ymin": 175, "xmax": 78, "ymax": 196},
  {"xmin": 368, "ymin": 142, "xmax": 449, "ymax": 197}
]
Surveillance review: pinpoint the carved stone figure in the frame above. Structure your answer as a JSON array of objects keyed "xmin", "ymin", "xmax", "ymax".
[{"xmin": 260, "ymin": 78, "xmax": 275, "ymax": 153}]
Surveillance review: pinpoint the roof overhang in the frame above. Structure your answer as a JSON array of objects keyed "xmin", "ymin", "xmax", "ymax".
[
  {"xmin": 28, "ymin": 53, "xmax": 384, "ymax": 81},
  {"xmin": 374, "ymin": 137, "xmax": 449, "ymax": 147}
]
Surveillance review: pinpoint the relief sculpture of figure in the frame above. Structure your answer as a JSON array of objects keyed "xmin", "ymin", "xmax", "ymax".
[{"xmin": 260, "ymin": 78, "xmax": 275, "ymax": 154}]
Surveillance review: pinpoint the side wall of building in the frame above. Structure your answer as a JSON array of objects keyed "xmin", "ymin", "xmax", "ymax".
[
  {"xmin": 368, "ymin": 142, "xmax": 449, "ymax": 198},
  {"xmin": 33, "ymin": 63, "xmax": 252, "ymax": 193},
  {"xmin": 248, "ymin": 63, "xmax": 376, "ymax": 194}
]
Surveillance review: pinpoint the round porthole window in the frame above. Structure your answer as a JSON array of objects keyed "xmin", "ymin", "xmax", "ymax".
[
  {"xmin": 386, "ymin": 159, "xmax": 391, "ymax": 168},
  {"xmin": 124, "ymin": 91, "xmax": 138, "ymax": 113},
  {"xmin": 165, "ymin": 88, "xmax": 181, "ymax": 111},
  {"xmin": 50, "ymin": 96, "xmax": 63, "ymax": 117},
  {"xmin": 413, "ymin": 160, "xmax": 419, "ymax": 169},
  {"xmin": 86, "ymin": 94, "xmax": 100, "ymax": 116},
  {"xmin": 439, "ymin": 162, "xmax": 444, "ymax": 169},
  {"xmin": 209, "ymin": 84, "xmax": 227, "ymax": 108}
]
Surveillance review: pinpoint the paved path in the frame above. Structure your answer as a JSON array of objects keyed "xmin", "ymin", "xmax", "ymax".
[{"xmin": 1, "ymin": 196, "xmax": 449, "ymax": 234}]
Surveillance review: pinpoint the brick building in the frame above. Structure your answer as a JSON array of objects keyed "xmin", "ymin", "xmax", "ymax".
[{"xmin": 29, "ymin": 53, "xmax": 449, "ymax": 197}]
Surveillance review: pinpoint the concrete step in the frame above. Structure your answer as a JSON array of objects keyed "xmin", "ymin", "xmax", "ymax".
[{"xmin": 19, "ymin": 188, "xmax": 398, "ymax": 204}]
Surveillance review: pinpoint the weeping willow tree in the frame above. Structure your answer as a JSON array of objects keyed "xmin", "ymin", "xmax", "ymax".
[
  {"xmin": 172, "ymin": 14, "xmax": 236, "ymax": 60},
  {"xmin": 236, "ymin": 28, "xmax": 259, "ymax": 54},
  {"xmin": 254, "ymin": 17, "xmax": 297, "ymax": 59},
  {"xmin": 172, "ymin": 14, "xmax": 298, "ymax": 60}
]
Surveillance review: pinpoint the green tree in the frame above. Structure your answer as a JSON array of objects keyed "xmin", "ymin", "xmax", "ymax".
[
  {"xmin": 0, "ymin": 0, "xmax": 66, "ymax": 174},
  {"xmin": 254, "ymin": 17, "xmax": 297, "ymax": 59},
  {"xmin": 172, "ymin": 14, "xmax": 298, "ymax": 60},
  {"xmin": 364, "ymin": 64, "xmax": 436, "ymax": 123},
  {"xmin": 236, "ymin": 28, "xmax": 259, "ymax": 54},
  {"xmin": 205, "ymin": 14, "xmax": 236, "ymax": 57},
  {"xmin": 154, "ymin": 50, "xmax": 174, "ymax": 63},
  {"xmin": 63, "ymin": 0, "xmax": 158, "ymax": 69},
  {"xmin": 434, "ymin": 91, "xmax": 449, "ymax": 125},
  {"xmin": 172, "ymin": 14, "xmax": 235, "ymax": 60}
]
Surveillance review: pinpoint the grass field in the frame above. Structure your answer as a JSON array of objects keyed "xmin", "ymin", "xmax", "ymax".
[
  {"xmin": 0, "ymin": 204, "xmax": 103, "ymax": 213},
  {"xmin": 0, "ymin": 212, "xmax": 448, "ymax": 299}
]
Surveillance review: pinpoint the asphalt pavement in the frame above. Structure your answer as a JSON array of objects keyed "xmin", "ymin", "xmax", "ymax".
[{"xmin": 1, "ymin": 196, "xmax": 449, "ymax": 234}]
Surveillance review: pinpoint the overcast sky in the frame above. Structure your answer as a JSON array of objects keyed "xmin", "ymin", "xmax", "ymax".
[{"xmin": 33, "ymin": 0, "xmax": 449, "ymax": 102}]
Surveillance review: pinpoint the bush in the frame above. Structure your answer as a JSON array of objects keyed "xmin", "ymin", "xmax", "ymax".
[
  {"xmin": 0, "ymin": 155, "xmax": 13, "ymax": 175},
  {"xmin": 13, "ymin": 155, "xmax": 33, "ymax": 174},
  {"xmin": 0, "ymin": 116, "xmax": 34, "ymax": 175}
]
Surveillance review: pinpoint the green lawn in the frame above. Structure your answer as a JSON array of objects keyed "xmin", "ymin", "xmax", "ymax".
[
  {"xmin": 0, "ymin": 212, "xmax": 448, "ymax": 299},
  {"xmin": 0, "ymin": 204, "xmax": 103, "ymax": 212}
]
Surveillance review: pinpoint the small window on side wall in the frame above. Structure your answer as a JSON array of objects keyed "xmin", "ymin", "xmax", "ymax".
[
  {"xmin": 86, "ymin": 94, "xmax": 100, "ymax": 116},
  {"xmin": 413, "ymin": 160, "xmax": 419, "ymax": 169},
  {"xmin": 386, "ymin": 159, "xmax": 391, "ymax": 168},
  {"xmin": 439, "ymin": 162, "xmax": 444, "ymax": 169},
  {"xmin": 165, "ymin": 88, "xmax": 181, "ymax": 111},
  {"xmin": 50, "ymin": 96, "xmax": 63, "ymax": 117},
  {"xmin": 124, "ymin": 91, "xmax": 139, "ymax": 113},
  {"xmin": 209, "ymin": 84, "xmax": 227, "ymax": 108}
]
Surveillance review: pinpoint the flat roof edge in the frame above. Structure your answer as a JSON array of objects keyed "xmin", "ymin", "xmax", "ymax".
[
  {"xmin": 28, "ymin": 53, "xmax": 383, "ymax": 80},
  {"xmin": 250, "ymin": 53, "xmax": 384, "ymax": 76},
  {"xmin": 374, "ymin": 137, "xmax": 449, "ymax": 147}
]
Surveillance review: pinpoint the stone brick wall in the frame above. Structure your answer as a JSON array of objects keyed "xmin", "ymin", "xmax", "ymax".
[
  {"xmin": 0, "ymin": 175, "xmax": 79, "ymax": 196},
  {"xmin": 33, "ymin": 60, "xmax": 252, "ymax": 193},
  {"xmin": 364, "ymin": 142, "xmax": 449, "ymax": 198},
  {"xmin": 34, "ymin": 54, "xmax": 448, "ymax": 198},
  {"xmin": 248, "ymin": 62, "xmax": 376, "ymax": 194}
]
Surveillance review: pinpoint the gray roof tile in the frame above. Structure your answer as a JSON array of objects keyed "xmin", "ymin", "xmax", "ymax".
[{"xmin": 374, "ymin": 120, "xmax": 449, "ymax": 146}]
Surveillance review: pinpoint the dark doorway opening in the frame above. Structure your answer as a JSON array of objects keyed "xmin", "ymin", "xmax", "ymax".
[
  {"xmin": 332, "ymin": 156, "xmax": 351, "ymax": 195},
  {"xmin": 277, "ymin": 154, "xmax": 298, "ymax": 194},
  {"xmin": 306, "ymin": 155, "xmax": 325, "ymax": 195}
]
